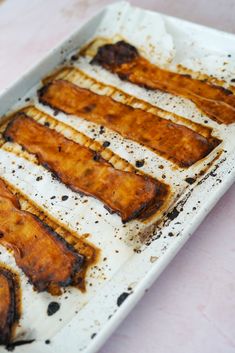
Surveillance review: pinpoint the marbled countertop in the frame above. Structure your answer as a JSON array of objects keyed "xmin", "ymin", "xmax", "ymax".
[{"xmin": 0, "ymin": 1, "xmax": 234, "ymax": 353}]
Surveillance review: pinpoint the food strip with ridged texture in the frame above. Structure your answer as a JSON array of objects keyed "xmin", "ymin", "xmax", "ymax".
[
  {"xmin": 38, "ymin": 79, "xmax": 220, "ymax": 167},
  {"xmin": 91, "ymin": 41, "xmax": 235, "ymax": 125},
  {"xmin": 3, "ymin": 113, "xmax": 169, "ymax": 223},
  {"xmin": 3, "ymin": 180, "xmax": 98, "ymax": 293},
  {"xmin": 24, "ymin": 105, "xmax": 136, "ymax": 174},
  {"xmin": 43, "ymin": 66, "xmax": 213, "ymax": 138},
  {"xmin": 0, "ymin": 178, "xmax": 84, "ymax": 294}
]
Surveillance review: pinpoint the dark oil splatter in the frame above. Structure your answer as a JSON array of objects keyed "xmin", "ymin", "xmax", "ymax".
[
  {"xmin": 36, "ymin": 176, "xmax": 43, "ymax": 181},
  {"xmin": 99, "ymin": 126, "xmax": 105, "ymax": 134},
  {"xmin": 167, "ymin": 207, "xmax": 180, "ymax": 221},
  {"xmin": 47, "ymin": 302, "xmax": 60, "ymax": 316},
  {"xmin": 93, "ymin": 153, "xmax": 100, "ymax": 161},
  {"xmin": 185, "ymin": 177, "xmax": 196, "ymax": 185},
  {"xmin": 135, "ymin": 159, "xmax": 145, "ymax": 168},
  {"xmin": 61, "ymin": 195, "xmax": 68, "ymax": 201},
  {"xmin": 70, "ymin": 55, "xmax": 78, "ymax": 61},
  {"xmin": 117, "ymin": 292, "xmax": 130, "ymax": 307},
  {"xmin": 103, "ymin": 141, "xmax": 110, "ymax": 147}
]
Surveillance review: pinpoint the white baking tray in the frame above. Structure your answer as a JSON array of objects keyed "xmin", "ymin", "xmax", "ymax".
[{"xmin": 0, "ymin": 2, "xmax": 234, "ymax": 352}]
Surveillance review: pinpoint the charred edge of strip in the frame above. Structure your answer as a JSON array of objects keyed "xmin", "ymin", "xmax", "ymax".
[
  {"xmin": 177, "ymin": 137, "xmax": 221, "ymax": 169},
  {"xmin": 41, "ymin": 159, "xmax": 169, "ymax": 223},
  {"xmin": 90, "ymin": 41, "xmax": 139, "ymax": 68},
  {"xmin": 3, "ymin": 180, "xmax": 98, "ymax": 293},
  {"xmin": 28, "ymin": 206, "xmax": 98, "ymax": 293},
  {"xmin": 0, "ymin": 267, "xmax": 20, "ymax": 346},
  {"xmin": 0, "ymin": 174, "xmax": 85, "ymax": 293},
  {"xmin": 38, "ymin": 82, "xmax": 69, "ymax": 112},
  {"xmin": 2, "ymin": 112, "xmax": 27, "ymax": 143},
  {"xmin": 121, "ymin": 180, "xmax": 169, "ymax": 223},
  {"xmin": 26, "ymin": 214, "xmax": 84, "ymax": 292},
  {"xmin": 38, "ymin": 82, "xmax": 52, "ymax": 102},
  {"xmin": 211, "ymin": 85, "xmax": 233, "ymax": 96}
]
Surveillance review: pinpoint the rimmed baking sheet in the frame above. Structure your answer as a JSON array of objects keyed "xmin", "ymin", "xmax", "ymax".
[{"xmin": 0, "ymin": 2, "xmax": 234, "ymax": 352}]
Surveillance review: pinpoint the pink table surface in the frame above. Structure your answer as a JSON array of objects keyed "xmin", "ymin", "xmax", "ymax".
[{"xmin": 0, "ymin": 1, "xmax": 234, "ymax": 353}]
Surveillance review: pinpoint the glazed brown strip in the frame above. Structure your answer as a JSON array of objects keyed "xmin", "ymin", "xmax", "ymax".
[
  {"xmin": 0, "ymin": 178, "xmax": 84, "ymax": 294},
  {"xmin": 3, "ymin": 114, "xmax": 168, "ymax": 222},
  {"xmin": 38, "ymin": 80, "xmax": 220, "ymax": 167},
  {"xmin": 0, "ymin": 266, "xmax": 19, "ymax": 345},
  {"xmin": 91, "ymin": 41, "xmax": 235, "ymax": 125},
  {"xmin": 6, "ymin": 183, "xmax": 97, "ymax": 294}
]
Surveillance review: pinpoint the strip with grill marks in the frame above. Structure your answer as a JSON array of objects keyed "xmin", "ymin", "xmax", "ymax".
[
  {"xmin": 38, "ymin": 79, "xmax": 220, "ymax": 168},
  {"xmin": 90, "ymin": 41, "xmax": 235, "ymax": 125},
  {"xmin": 3, "ymin": 113, "xmax": 169, "ymax": 223},
  {"xmin": 0, "ymin": 178, "xmax": 84, "ymax": 295},
  {"xmin": 0, "ymin": 266, "xmax": 20, "ymax": 346}
]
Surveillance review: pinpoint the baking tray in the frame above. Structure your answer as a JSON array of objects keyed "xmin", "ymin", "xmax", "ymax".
[{"xmin": 0, "ymin": 2, "xmax": 234, "ymax": 352}]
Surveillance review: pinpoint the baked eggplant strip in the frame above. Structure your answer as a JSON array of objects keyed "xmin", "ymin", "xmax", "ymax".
[
  {"xmin": 0, "ymin": 266, "xmax": 19, "ymax": 345},
  {"xmin": 0, "ymin": 179, "xmax": 84, "ymax": 294},
  {"xmin": 91, "ymin": 41, "xmax": 235, "ymax": 125},
  {"xmin": 38, "ymin": 80, "xmax": 220, "ymax": 168},
  {"xmin": 4, "ymin": 181, "xmax": 98, "ymax": 293},
  {"xmin": 3, "ymin": 113, "xmax": 168, "ymax": 223}
]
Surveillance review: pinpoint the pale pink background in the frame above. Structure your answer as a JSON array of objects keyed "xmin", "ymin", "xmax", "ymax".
[{"xmin": 0, "ymin": 1, "xmax": 234, "ymax": 353}]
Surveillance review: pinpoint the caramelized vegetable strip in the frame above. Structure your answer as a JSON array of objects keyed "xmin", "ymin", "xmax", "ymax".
[
  {"xmin": 10, "ymin": 186, "xmax": 98, "ymax": 293},
  {"xmin": 0, "ymin": 179, "xmax": 84, "ymax": 294},
  {"xmin": 38, "ymin": 80, "xmax": 220, "ymax": 167},
  {"xmin": 0, "ymin": 267, "xmax": 19, "ymax": 345},
  {"xmin": 91, "ymin": 41, "xmax": 235, "ymax": 125},
  {"xmin": 4, "ymin": 113, "xmax": 168, "ymax": 222}
]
